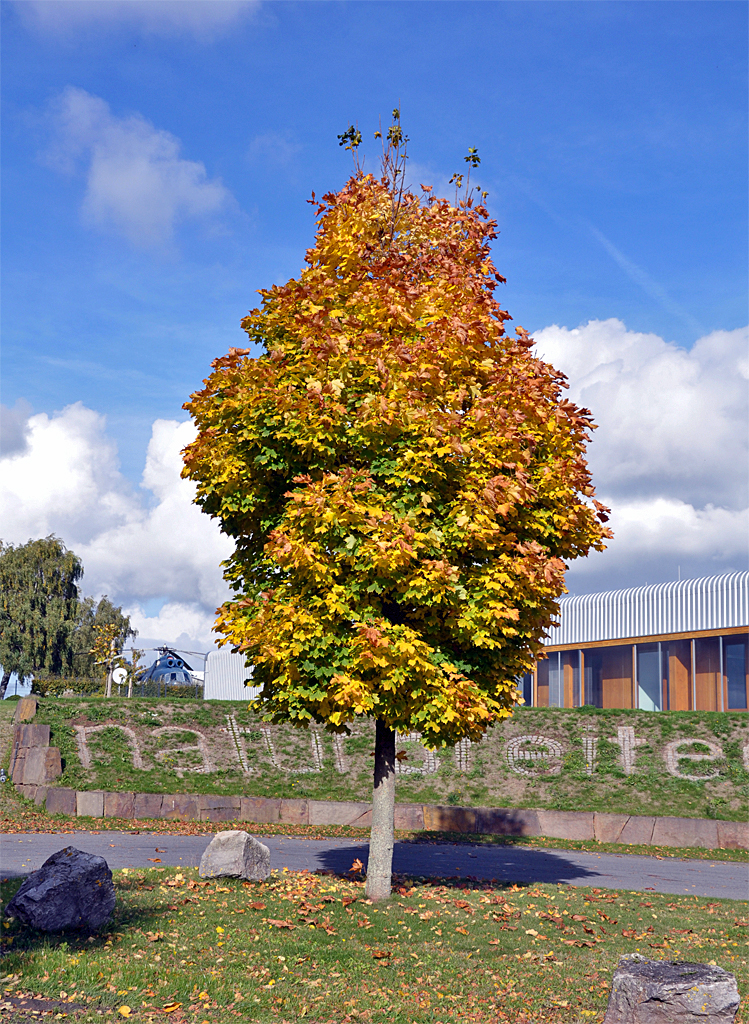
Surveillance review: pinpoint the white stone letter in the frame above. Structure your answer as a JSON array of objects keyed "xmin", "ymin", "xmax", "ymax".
[
  {"xmin": 506, "ymin": 735, "xmax": 563, "ymax": 776},
  {"xmin": 664, "ymin": 738, "xmax": 722, "ymax": 782},
  {"xmin": 609, "ymin": 726, "xmax": 646, "ymax": 775}
]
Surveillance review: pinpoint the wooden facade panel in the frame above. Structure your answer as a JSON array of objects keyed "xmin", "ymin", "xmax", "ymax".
[
  {"xmin": 668, "ymin": 640, "xmax": 691, "ymax": 711},
  {"xmin": 695, "ymin": 637, "xmax": 720, "ymax": 712}
]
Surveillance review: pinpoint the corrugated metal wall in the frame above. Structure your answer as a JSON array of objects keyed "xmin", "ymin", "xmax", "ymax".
[
  {"xmin": 544, "ymin": 572, "xmax": 749, "ymax": 647},
  {"xmin": 203, "ymin": 649, "xmax": 260, "ymax": 701}
]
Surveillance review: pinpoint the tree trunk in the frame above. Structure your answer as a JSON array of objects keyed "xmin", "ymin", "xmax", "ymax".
[
  {"xmin": 366, "ymin": 719, "xmax": 396, "ymax": 902},
  {"xmin": 0, "ymin": 670, "xmax": 10, "ymax": 701}
]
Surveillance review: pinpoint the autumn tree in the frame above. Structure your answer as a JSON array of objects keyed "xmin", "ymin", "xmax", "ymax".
[{"xmin": 183, "ymin": 113, "xmax": 610, "ymax": 900}]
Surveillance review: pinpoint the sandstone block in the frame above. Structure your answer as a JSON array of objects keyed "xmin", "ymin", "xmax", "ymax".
[
  {"xmin": 423, "ymin": 805, "xmax": 477, "ymax": 833},
  {"xmin": 133, "ymin": 793, "xmax": 164, "ymax": 819},
  {"xmin": 199, "ymin": 830, "xmax": 270, "ymax": 882},
  {"xmin": 308, "ymin": 800, "xmax": 372, "ymax": 826},
  {"xmin": 5, "ymin": 847, "xmax": 115, "ymax": 932},
  {"xmin": 652, "ymin": 816, "xmax": 719, "ymax": 850},
  {"xmin": 536, "ymin": 809, "xmax": 595, "ymax": 841},
  {"xmin": 76, "ymin": 791, "xmax": 104, "ymax": 818},
  {"xmin": 160, "ymin": 794, "xmax": 199, "ymax": 820},
  {"xmin": 11, "ymin": 751, "xmax": 26, "ymax": 786},
  {"xmin": 21, "ymin": 747, "xmax": 62, "ymax": 785},
  {"xmin": 603, "ymin": 955, "xmax": 740, "ymax": 1023},
  {"xmin": 279, "ymin": 799, "xmax": 309, "ymax": 824},
  {"xmin": 394, "ymin": 803, "xmax": 424, "ymax": 830},
  {"xmin": 595, "ymin": 813, "xmax": 630, "ymax": 844},
  {"xmin": 33, "ymin": 787, "xmax": 49, "ymax": 807},
  {"xmin": 199, "ymin": 794, "xmax": 240, "ymax": 822},
  {"xmin": 104, "ymin": 792, "xmax": 135, "ymax": 819},
  {"xmin": 473, "ymin": 806, "xmax": 540, "ymax": 836},
  {"xmin": 13, "ymin": 723, "xmax": 50, "ymax": 749},
  {"xmin": 716, "ymin": 820, "xmax": 749, "ymax": 851},
  {"xmin": 13, "ymin": 696, "xmax": 39, "ymax": 723},
  {"xmin": 240, "ymin": 796, "xmax": 281, "ymax": 824},
  {"xmin": 618, "ymin": 816, "xmax": 656, "ymax": 846},
  {"xmin": 45, "ymin": 788, "xmax": 77, "ymax": 817}
]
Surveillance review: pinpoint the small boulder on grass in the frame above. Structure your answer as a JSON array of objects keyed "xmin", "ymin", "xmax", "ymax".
[
  {"xmin": 5, "ymin": 847, "xmax": 115, "ymax": 932},
  {"xmin": 603, "ymin": 954, "xmax": 740, "ymax": 1023},
  {"xmin": 199, "ymin": 830, "xmax": 271, "ymax": 881}
]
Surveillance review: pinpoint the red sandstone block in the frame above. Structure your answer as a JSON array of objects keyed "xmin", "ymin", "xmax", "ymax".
[
  {"xmin": 394, "ymin": 804, "xmax": 424, "ymax": 830},
  {"xmin": 134, "ymin": 793, "xmax": 164, "ymax": 819},
  {"xmin": 716, "ymin": 819, "xmax": 749, "ymax": 850},
  {"xmin": 13, "ymin": 696, "xmax": 38, "ymax": 723},
  {"xmin": 21, "ymin": 747, "xmax": 61, "ymax": 785},
  {"xmin": 423, "ymin": 805, "xmax": 477, "ymax": 833},
  {"xmin": 652, "ymin": 816, "xmax": 719, "ymax": 849},
  {"xmin": 279, "ymin": 799, "xmax": 309, "ymax": 825},
  {"xmin": 161, "ymin": 794, "xmax": 199, "ymax": 820},
  {"xmin": 308, "ymin": 800, "xmax": 371, "ymax": 826},
  {"xmin": 536, "ymin": 810, "xmax": 594, "ymax": 841},
  {"xmin": 240, "ymin": 797, "xmax": 280, "ymax": 824},
  {"xmin": 13, "ymin": 723, "xmax": 50, "ymax": 749},
  {"xmin": 476, "ymin": 807, "xmax": 540, "ymax": 837},
  {"xmin": 617, "ymin": 816, "xmax": 656, "ymax": 845},
  {"xmin": 45, "ymin": 788, "xmax": 77, "ymax": 816},
  {"xmin": 594, "ymin": 813, "xmax": 629, "ymax": 844},
  {"xmin": 104, "ymin": 792, "xmax": 135, "ymax": 819}
]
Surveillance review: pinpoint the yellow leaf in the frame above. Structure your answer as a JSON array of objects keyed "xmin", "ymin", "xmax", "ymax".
[
  {"xmin": 118, "ymin": 1008, "xmax": 131, "ymax": 1019},
  {"xmin": 162, "ymin": 1003, "xmax": 182, "ymax": 1014}
]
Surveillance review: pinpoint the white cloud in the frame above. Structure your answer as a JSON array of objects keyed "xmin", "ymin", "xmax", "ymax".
[
  {"xmin": 45, "ymin": 87, "xmax": 232, "ymax": 247},
  {"xmin": 533, "ymin": 319, "xmax": 749, "ymax": 591},
  {"xmin": 16, "ymin": 1, "xmax": 259, "ymax": 40},
  {"xmin": 0, "ymin": 403, "xmax": 232, "ymax": 650},
  {"xmin": 247, "ymin": 131, "xmax": 302, "ymax": 168},
  {"xmin": 127, "ymin": 602, "xmax": 220, "ymax": 653}
]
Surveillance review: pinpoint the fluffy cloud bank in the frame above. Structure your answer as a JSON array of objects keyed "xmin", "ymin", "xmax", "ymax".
[
  {"xmin": 0, "ymin": 320, "xmax": 746, "ymax": 646},
  {"xmin": 45, "ymin": 87, "xmax": 232, "ymax": 247},
  {"xmin": 0, "ymin": 404, "xmax": 232, "ymax": 650},
  {"xmin": 534, "ymin": 319, "xmax": 748, "ymax": 592}
]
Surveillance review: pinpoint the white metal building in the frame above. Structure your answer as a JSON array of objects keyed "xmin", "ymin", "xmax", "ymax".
[{"xmin": 524, "ymin": 573, "xmax": 749, "ymax": 712}]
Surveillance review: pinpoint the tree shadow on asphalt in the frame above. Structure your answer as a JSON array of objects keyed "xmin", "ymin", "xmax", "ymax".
[{"xmin": 314, "ymin": 839, "xmax": 601, "ymax": 890}]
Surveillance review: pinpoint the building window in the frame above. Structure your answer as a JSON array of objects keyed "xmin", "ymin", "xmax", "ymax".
[
  {"xmin": 725, "ymin": 638, "xmax": 748, "ymax": 710},
  {"xmin": 583, "ymin": 644, "xmax": 634, "ymax": 709},
  {"xmin": 637, "ymin": 643, "xmax": 663, "ymax": 712},
  {"xmin": 695, "ymin": 637, "xmax": 721, "ymax": 711}
]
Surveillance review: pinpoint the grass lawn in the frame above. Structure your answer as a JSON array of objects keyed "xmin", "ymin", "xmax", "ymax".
[{"xmin": 1, "ymin": 865, "xmax": 747, "ymax": 1023}]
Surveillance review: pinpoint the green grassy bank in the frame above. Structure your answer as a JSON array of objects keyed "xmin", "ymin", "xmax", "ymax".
[{"xmin": 6, "ymin": 698, "xmax": 748, "ymax": 822}]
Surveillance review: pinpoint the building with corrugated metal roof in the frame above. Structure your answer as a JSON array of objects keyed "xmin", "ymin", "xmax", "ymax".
[
  {"xmin": 521, "ymin": 572, "xmax": 748, "ymax": 711},
  {"xmin": 203, "ymin": 648, "xmax": 259, "ymax": 701}
]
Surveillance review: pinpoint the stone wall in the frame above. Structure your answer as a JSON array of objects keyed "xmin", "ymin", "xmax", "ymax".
[{"xmin": 12, "ymin": 781, "xmax": 748, "ymax": 850}]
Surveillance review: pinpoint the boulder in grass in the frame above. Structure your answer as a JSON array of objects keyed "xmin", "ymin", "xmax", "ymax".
[
  {"xmin": 199, "ymin": 830, "xmax": 271, "ymax": 881},
  {"xmin": 603, "ymin": 955, "xmax": 740, "ymax": 1023},
  {"xmin": 5, "ymin": 847, "xmax": 115, "ymax": 933}
]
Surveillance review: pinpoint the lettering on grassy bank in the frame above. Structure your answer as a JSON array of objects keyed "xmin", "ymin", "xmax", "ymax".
[{"xmin": 68, "ymin": 718, "xmax": 741, "ymax": 784}]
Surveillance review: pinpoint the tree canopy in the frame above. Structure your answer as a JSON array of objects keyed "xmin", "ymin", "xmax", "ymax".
[
  {"xmin": 183, "ymin": 119, "xmax": 610, "ymax": 896},
  {"xmin": 184, "ymin": 154, "xmax": 610, "ymax": 745},
  {"xmin": 0, "ymin": 536, "xmax": 135, "ymax": 697}
]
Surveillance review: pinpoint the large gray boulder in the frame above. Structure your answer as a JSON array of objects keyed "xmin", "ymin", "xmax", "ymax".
[
  {"xmin": 5, "ymin": 847, "xmax": 115, "ymax": 932},
  {"xmin": 199, "ymin": 830, "xmax": 270, "ymax": 881},
  {"xmin": 604, "ymin": 955, "xmax": 740, "ymax": 1023}
]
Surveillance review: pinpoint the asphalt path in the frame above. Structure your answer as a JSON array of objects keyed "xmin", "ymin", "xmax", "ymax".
[{"xmin": 1, "ymin": 832, "xmax": 747, "ymax": 900}]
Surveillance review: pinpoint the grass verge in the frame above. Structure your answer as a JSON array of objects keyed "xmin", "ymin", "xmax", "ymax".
[{"xmin": 1, "ymin": 866, "xmax": 747, "ymax": 1024}]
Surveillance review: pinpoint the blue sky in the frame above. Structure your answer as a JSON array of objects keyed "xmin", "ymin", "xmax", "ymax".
[{"xmin": 1, "ymin": 0, "xmax": 747, "ymax": 651}]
